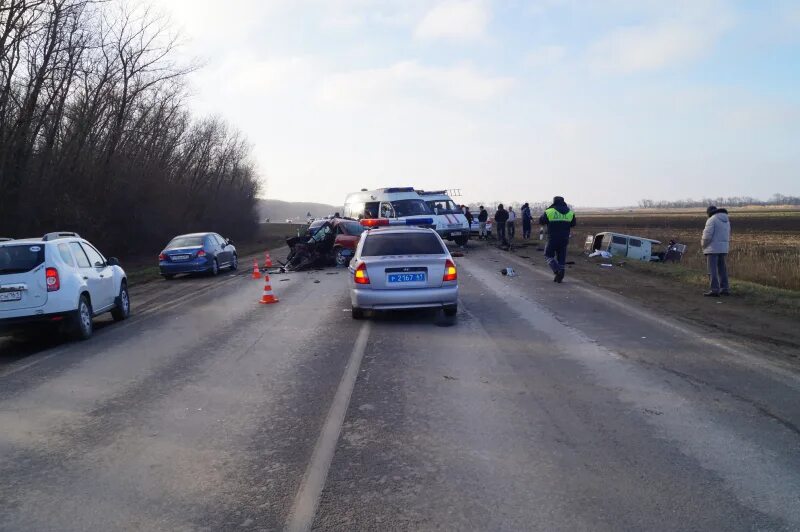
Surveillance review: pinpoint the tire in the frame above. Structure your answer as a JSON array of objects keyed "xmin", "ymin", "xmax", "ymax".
[
  {"xmin": 334, "ymin": 247, "xmax": 349, "ymax": 267},
  {"xmin": 70, "ymin": 295, "xmax": 93, "ymax": 341},
  {"xmin": 111, "ymin": 282, "xmax": 130, "ymax": 322},
  {"xmin": 162, "ymin": 274, "xmax": 175, "ymax": 280},
  {"xmin": 352, "ymin": 307, "xmax": 365, "ymax": 320},
  {"xmin": 454, "ymin": 235, "xmax": 468, "ymax": 246},
  {"xmin": 230, "ymin": 254, "xmax": 238, "ymax": 271},
  {"xmin": 443, "ymin": 305, "xmax": 457, "ymax": 317},
  {"xmin": 209, "ymin": 258, "xmax": 219, "ymax": 276}
]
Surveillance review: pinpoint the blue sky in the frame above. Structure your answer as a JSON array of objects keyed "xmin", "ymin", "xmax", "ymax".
[{"xmin": 153, "ymin": 0, "xmax": 800, "ymax": 207}]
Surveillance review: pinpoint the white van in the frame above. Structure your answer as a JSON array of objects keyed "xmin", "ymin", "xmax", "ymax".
[
  {"xmin": 343, "ymin": 187, "xmax": 434, "ymax": 225},
  {"xmin": 416, "ymin": 190, "xmax": 470, "ymax": 246},
  {"xmin": 585, "ymin": 232, "xmax": 661, "ymax": 261}
]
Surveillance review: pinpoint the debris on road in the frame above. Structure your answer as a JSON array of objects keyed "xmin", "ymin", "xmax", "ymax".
[
  {"xmin": 589, "ymin": 250, "xmax": 613, "ymax": 259},
  {"xmin": 501, "ymin": 267, "xmax": 517, "ymax": 277},
  {"xmin": 600, "ymin": 263, "xmax": 614, "ymax": 268},
  {"xmin": 443, "ymin": 375, "xmax": 458, "ymax": 381}
]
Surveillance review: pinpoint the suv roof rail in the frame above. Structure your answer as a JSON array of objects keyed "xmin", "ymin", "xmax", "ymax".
[{"xmin": 42, "ymin": 231, "xmax": 80, "ymax": 241}]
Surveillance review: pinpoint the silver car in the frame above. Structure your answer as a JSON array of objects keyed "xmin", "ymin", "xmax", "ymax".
[{"xmin": 349, "ymin": 226, "xmax": 458, "ymax": 319}]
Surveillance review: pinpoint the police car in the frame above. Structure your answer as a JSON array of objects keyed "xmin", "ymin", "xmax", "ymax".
[
  {"xmin": 348, "ymin": 218, "xmax": 458, "ymax": 319},
  {"xmin": 0, "ymin": 232, "xmax": 130, "ymax": 340}
]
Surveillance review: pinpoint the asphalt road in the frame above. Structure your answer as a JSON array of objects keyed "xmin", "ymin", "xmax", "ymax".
[{"xmin": 1, "ymin": 244, "xmax": 799, "ymax": 531}]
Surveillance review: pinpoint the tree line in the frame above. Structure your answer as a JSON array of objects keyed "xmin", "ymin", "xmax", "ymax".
[
  {"xmin": 0, "ymin": 0, "xmax": 260, "ymax": 256},
  {"xmin": 638, "ymin": 194, "xmax": 800, "ymax": 209}
]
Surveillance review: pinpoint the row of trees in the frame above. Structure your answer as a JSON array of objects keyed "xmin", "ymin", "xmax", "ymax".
[
  {"xmin": 0, "ymin": 0, "xmax": 260, "ymax": 256},
  {"xmin": 638, "ymin": 194, "xmax": 800, "ymax": 209}
]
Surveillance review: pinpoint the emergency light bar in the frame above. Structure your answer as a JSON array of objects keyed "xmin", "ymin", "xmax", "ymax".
[{"xmin": 360, "ymin": 218, "xmax": 434, "ymax": 227}]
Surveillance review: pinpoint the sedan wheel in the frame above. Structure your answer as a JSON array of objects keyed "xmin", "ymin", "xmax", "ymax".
[
  {"xmin": 230, "ymin": 254, "xmax": 238, "ymax": 271},
  {"xmin": 211, "ymin": 259, "xmax": 219, "ymax": 276}
]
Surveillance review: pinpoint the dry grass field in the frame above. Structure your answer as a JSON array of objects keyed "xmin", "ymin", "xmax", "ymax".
[{"xmin": 569, "ymin": 210, "xmax": 800, "ymax": 291}]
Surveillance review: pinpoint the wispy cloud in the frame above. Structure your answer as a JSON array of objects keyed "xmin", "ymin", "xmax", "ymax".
[
  {"xmin": 587, "ymin": 2, "xmax": 734, "ymax": 73},
  {"xmin": 415, "ymin": 0, "xmax": 490, "ymax": 42},
  {"xmin": 319, "ymin": 60, "xmax": 514, "ymax": 105},
  {"xmin": 525, "ymin": 45, "xmax": 566, "ymax": 68}
]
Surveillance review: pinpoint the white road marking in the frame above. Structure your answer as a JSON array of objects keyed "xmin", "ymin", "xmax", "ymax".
[{"xmin": 285, "ymin": 321, "xmax": 371, "ymax": 532}]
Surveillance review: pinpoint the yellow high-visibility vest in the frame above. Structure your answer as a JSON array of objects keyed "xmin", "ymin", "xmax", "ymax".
[{"xmin": 545, "ymin": 208, "xmax": 575, "ymax": 222}]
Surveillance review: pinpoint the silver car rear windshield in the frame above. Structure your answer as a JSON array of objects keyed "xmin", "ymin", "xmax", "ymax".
[
  {"xmin": 168, "ymin": 236, "xmax": 204, "ymax": 248},
  {"xmin": 0, "ymin": 244, "xmax": 45, "ymax": 274},
  {"xmin": 362, "ymin": 232, "xmax": 445, "ymax": 256}
]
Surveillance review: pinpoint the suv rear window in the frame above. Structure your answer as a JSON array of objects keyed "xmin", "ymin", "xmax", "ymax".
[
  {"xmin": 362, "ymin": 232, "xmax": 445, "ymax": 256},
  {"xmin": 0, "ymin": 244, "xmax": 45, "ymax": 274}
]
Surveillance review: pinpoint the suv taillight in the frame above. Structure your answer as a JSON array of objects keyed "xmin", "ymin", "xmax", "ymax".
[
  {"xmin": 354, "ymin": 262, "xmax": 370, "ymax": 285},
  {"xmin": 46, "ymin": 267, "xmax": 60, "ymax": 291},
  {"xmin": 443, "ymin": 259, "xmax": 457, "ymax": 282}
]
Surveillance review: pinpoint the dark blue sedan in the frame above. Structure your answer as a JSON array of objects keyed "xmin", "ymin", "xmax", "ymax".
[{"xmin": 158, "ymin": 233, "xmax": 238, "ymax": 279}]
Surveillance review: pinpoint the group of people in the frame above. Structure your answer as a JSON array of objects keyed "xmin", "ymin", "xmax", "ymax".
[
  {"xmin": 460, "ymin": 197, "xmax": 576, "ymax": 284},
  {"xmin": 458, "ymin": 198, "xmax": 730, "ymax": 295}
]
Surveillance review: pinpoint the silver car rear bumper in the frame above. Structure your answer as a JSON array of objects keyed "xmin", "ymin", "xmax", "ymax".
[{"xmin": 351, "ymin": 285, "xmax": 458, "ymax": 310}]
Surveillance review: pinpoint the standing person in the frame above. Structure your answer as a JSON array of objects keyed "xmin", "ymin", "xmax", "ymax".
[
  {"xmin": 702, "ymin": 205, "xmax": 731, "ymax": 297},
  {"xmin": 495, "ymin": 204, "xmax": 509, "ymax": 246},
  {"xmin": 507, "ymin": 206, "xmax": 517, "ymax": 240},
  {"xmin": 463, "ymin": 205, "xmax": 473, "ymax": 226},
  {"xmin": 478, "ymin": 206, "xmax": 489, "ymax": 240},
  {"xmin": 539, "ymin": 196, "xmax": 576, "ymax": 283},
  {"xmin": 521, "ymin": 203, "xmax": 532, "ymax": 239}
]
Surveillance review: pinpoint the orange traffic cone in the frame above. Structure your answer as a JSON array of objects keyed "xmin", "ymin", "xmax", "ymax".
[
  {"xmin": 264, "ymin": 251, "xmax": 273, "ymax": 269},
  {"xmin": 259, "ymin": 273, "xmax": 279, "ymax": 304},
  {"xmin": 252, "ymin": 260, "xmax": 262, "ymax": 280}
]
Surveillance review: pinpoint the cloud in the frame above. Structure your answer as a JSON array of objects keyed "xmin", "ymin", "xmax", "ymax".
[
  {"xmin": 415, "ymin": 0, "xmax": 490, "ymax": 42},
  {"xmin": 319, "ymin": 60, "xmax": 514, "ymax": 105},
  {"xmin": 525, "ymin": 45, "xmax": 566, "ymax": 68},
  {"xmin": 587, "ymin": 2, "xmax": 733, "ymax": 73}
]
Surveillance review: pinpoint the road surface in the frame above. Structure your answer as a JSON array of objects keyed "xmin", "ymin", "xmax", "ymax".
[{"xmin": 1, "ymin": 244, "xmax": 799, "ymax": 531}]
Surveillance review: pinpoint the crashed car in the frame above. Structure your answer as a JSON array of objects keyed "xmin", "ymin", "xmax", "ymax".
[{"xmin": 284, "ymin": 218, "xmax": 365, "ymax": 271}]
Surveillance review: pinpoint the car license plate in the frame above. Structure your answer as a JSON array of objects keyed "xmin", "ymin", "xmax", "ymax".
[
  {"xmin": 172, "ymin": 254, "xmax": 191, "ymax": 261},
  {"xmin": 0, "ymin": 291, "xmax": 21, "ymax": 302},
  {"xmin": 387, "ymin": 273, "xmax": 426, "ymax": 284}
]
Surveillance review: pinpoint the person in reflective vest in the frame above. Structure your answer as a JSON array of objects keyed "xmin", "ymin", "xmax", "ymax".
[{"xmin": 538, "ymin": 196, "xmax": 576, "ymax": 283}]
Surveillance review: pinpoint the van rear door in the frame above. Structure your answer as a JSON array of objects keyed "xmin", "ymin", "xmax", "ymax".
[{"xmin": 0, "ymin": 243, "xmax": 48, "ymax": 311}]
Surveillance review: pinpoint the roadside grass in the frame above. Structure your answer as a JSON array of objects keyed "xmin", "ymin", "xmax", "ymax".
[
  {"xmin": 123, "ymin": 223, "xmax": 304, "ymax": 286},
  {"xmin": 619, "ymin": 260, "xmax": 800, "ymax": 316}
]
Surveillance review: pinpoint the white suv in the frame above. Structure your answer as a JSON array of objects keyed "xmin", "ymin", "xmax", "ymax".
[{"xmin": 0, "ymin": 232, "xmax": 130, "ymax": 340}]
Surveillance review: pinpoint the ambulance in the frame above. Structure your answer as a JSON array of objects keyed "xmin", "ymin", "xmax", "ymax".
[{"xmin": 415, "ymin": 190, "xmax": 470, "ymax": 246}]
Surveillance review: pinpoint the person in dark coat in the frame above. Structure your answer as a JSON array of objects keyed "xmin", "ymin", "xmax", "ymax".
[
  {"xmin": 494, "ymin": 204, "xmax": 509, "ymax": 246},
  {"xmin": 521, "ymin": 203, "xmax": 532, "ymax": 239},
  {"xmin": 462, "ymin": 205, "xmax": 473, "ymax": 226},
  {"xmin": 478, "ymin": 206, "xmax": 489, "ymax": 239},
  {"xmin": 539, "ymin": 196, "xmax": 576, "ymax": 283}
]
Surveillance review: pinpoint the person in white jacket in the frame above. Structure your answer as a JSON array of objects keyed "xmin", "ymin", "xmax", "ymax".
[
  {"xmin": 701, "ymin": 205, "xmax": 731, "ymax": 297},
  {"xmin": 507, "ymin": 206, "xmax": 517, "ymax": 240}
]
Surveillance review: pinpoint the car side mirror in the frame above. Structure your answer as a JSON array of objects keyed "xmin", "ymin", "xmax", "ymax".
[
  {"xmin": 226, "ymin": 238, "xmax": 233, "ymax": 246},
  {"xmin": 107, "ymin": 257, "xmax": 120, "ymax": 267}
]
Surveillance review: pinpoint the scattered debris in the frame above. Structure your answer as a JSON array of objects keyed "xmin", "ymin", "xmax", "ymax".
[
  {"xmin": 326, "ymin": 272, "xmax": 339, "ymax": 275},
  {"xmin": 566, "ymin": 261, "xmax": 576, "ymax": 265},
  {"xmin": 313, "ymin": 280, "xmax": 320, "ymax": 284},
  {"xmin": 451, "ymin": 251, "xmax": 464, "ymax": 257},
  {"xmin": 589, "ymin": 250, "xmax": 613, "ymax": 259},
  {"xmin": 279, "ymin": 278, "xmax": 290, "ymax": 282},
  {"xmin": 443, "ymin": 375, "xmax": 458, "ymax": 381},
  {"xmin": 600, "ymin": 263, "xmax": 613, "ymax": 268},
  {"xmin": 500, "ymin": 267, "xmax": 517, "ymax": 277}
]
